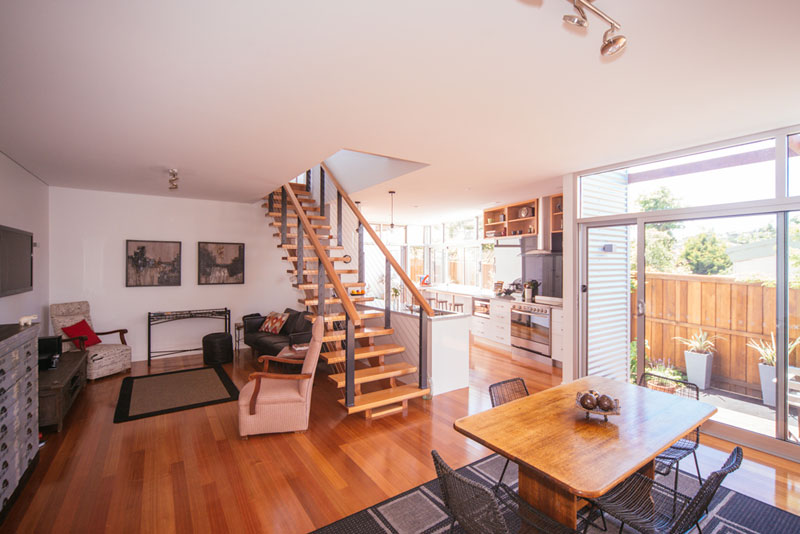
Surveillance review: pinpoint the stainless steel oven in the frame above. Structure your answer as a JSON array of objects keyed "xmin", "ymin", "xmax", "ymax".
[{"xmin": 510, "ymin": 303, "xmax": 551, "ymax": 361}]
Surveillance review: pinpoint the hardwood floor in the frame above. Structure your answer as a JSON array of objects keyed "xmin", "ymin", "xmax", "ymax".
[{"xmin": 3, "ymin": 343, "xmax": 799, "ymax": 533}]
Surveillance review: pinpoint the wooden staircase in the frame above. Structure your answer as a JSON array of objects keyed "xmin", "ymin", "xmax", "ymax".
[{"xmin": 266, "ymin": 180, "xmax": 429, "ymax": 420}]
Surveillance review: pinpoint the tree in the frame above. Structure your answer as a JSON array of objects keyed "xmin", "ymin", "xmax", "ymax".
[
  {"xmin": 636, "ymin": 187, "xmax": 683, "ymax": 232},
  {"xmin": 644, "ymin": 228, "xmax": 677, "ymax": 273},
  {"xmin": 680, "ymin": 232, "xmax": 732, "ymax": 275},
  {"xmin": 633, "ymin": 187, "xmax": 683, "ymax": 272}
]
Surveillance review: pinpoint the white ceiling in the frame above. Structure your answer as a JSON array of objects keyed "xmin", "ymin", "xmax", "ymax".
[{"xmin": 2, "ymin": 1, "xmax": 800, "ymax": 224}]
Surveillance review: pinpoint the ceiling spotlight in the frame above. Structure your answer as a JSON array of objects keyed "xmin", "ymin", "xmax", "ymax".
[
  {"xmin": 563, "ymin": 2, "xmax": 588, "ymax": 27},
  {"xmin": 562, "ymin": 0, "xmax": 627, "ymax": 56},
  {"xmin": 168, "ymin": 168, "xmax": 179, "ymax": 190},
  {"xmin": 601, "ymin": 27, "xmax": 627, "ymax": 56}
]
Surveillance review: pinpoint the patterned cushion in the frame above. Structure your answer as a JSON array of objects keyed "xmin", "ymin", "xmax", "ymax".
[{"xmin": 259, "ymin": 312, "xmax": 289, "ymax": 335}]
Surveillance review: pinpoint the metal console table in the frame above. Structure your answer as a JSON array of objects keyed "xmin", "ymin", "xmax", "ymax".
[{"xmin": 147, "ymin": 308, "xmax": 231, "ymax": 366}]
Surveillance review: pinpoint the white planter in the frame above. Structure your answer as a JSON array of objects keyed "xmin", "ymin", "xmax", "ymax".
[
  {"xmin": 758, "ymin": 363, "xmax": 776, "ymax": 407},
  {"xmin": 684, "ymin": 350, "xmax": 713, "ymax": 390}
]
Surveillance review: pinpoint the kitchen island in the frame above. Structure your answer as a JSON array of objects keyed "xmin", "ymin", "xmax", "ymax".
[{"xmin": 358, "ymin": 300, "xmax": 471, "ymax": 396}]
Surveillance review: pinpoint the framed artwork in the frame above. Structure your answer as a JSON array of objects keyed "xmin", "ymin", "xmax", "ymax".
[
  {"xmin": 126, "ymin": 240, "xmax": 182, "ymax": 287},
  {"xmin": 198, "ymin": 242, "xmax": 245, "ymax": 285}
]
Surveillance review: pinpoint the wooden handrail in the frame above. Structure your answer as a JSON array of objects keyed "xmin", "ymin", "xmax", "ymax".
[
  {"xmin": 322, "ymin": 163, "xmax": 435, "ymax": 317},
  {"xmin": 283, "ymin": 185, "xmax": 362, "ymax": 327}
]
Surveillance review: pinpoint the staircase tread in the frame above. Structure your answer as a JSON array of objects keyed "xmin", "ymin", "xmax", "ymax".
[
  {"xmin": 270, "ymin": 222, "xmax": 331, "ymax": 229},
  {"xmin": 308, "ymin": 309, "xmax": 381, "ymax": 322},
  {"xmin": 287, "ymin": 269, "xmax": 358, "ymax": 275},
  {"xmin": 280, "ymin": 244, "xmax": 344, "ymax": 250},
  {"xmin": 295, "ymin": 282, "xmax": 365, "ymax": 289},
  {"xmin": 275, "ymin": 234, "xmax": 336, "ymax": 239},
  {"xmin": 283, "ymin": 256, "xmax": 348, "ymax": 262},
  {"xmin": 300, "ymin": 296, "xmax": 374, "ymax": 306},
  {"xmin": 338, "ymin": 385, "xmax": 430, "ymax": 413},
  {"xmin": 322, "ymin": 327, "xmax": 394, "ymax": 343},
  {"xmin": 321, "ymin": 342, "xmax": 404, "ymax": 363},
  {"xmin": 268, "ymin": 212, "xmax": 326, "ymax": 220},
  {"xmin": 328, "ymin": 362, "xmax": 417, "ymax": 388}
]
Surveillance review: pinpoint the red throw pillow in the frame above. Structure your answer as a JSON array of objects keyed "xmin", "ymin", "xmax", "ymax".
[
  {"xmin": 62, "ymin": 319, "xmax": 102, "ymax": 348},
  {"xmin": 259, "ymin": 312, "xmax": 289, "ymax": 335}
]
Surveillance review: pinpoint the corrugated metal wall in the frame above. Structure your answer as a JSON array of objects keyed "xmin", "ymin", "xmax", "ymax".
[{"xmin": 582, "ymin": 172, "xmax": 632, "ymax": 381}]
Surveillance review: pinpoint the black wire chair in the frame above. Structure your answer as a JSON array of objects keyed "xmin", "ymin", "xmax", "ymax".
[
  {"xmin": 585, "ymin": 447, "xmax": 742, "ymax": 534},
  {"xmin": 488, "ymin": 378, "xmax": 530, "ymax": 488},
  {"xmin": 431, "ymin": 450, "xmax": 579, "ymax": 534},
  {"xmin": 639, "ymin": 373, "xmax": 704, "ymax": 488}
]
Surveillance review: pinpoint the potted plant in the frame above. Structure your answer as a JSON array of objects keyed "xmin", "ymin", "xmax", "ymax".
[
  {"xmin": 674, "ymin": 329, "xmax": 718, "ymax": 390},
  {"xmin": 746, "ymin": 334, "xmax": 800, "ymax": 407},
  {"xmin": 645, "ymin": 360, "xmax": 685, "ymax": 394}
]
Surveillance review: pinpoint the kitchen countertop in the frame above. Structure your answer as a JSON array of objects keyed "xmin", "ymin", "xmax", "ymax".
[
  {"xmin": 359, "ymin": 300, "xmax": 470, "ymax": 321},
  {"xmin": 416, "ymin": 284, "xmax": 495, "ymax": 298},
  {"xmin": 491, "ymin": 295, "xmax": 563, "ymax": 308}
]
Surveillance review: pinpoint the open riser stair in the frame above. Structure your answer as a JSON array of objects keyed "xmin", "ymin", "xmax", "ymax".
[{"xmin": 265, "ymin": 176, "xmax": 430, "ymax": 420}]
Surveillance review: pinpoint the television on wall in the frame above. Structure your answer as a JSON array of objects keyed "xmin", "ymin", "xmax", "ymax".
[{"xmin": 0, "ymin": 224, "xmax": 34, "ymax": 298}]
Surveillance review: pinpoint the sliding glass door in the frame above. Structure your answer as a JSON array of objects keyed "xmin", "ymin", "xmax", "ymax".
[{"xmin": 642, "ymin": 214, "xmax": 779, "ymax": 439}]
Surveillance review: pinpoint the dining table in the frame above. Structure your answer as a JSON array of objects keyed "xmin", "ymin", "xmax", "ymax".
[{"xmin": 453, "ymin": 375, "xmax": 717, "ymax": 529}]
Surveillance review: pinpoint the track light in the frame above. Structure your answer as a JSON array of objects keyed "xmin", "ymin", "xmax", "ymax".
[
  {"xmin": 563, "ymin": 3, "xmax": 588, "ymax": 27},
  {"xmin": 562, "ymin": 0, "xmax": 627, "ymax": 56}
]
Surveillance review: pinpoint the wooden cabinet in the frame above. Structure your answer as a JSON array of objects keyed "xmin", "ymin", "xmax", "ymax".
[
  {"xmin": 483, "ymin": 199, "xmax": 538, "ymax": 239},
  {"xmin": 550, "ymin": 194, "xmax": 564, "ymax": 252},
  {"xmin": 0, "ymin": 324, "xmax": 39, "ymax": 520},
  {"xmin": 38, "ymin": 351, "xmax": 87, "ymax": 432}
]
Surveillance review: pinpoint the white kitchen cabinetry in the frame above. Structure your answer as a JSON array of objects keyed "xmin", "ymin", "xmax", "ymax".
[
  {"xmin": 551, "ymin": 307, "xmax": 564, "ymax": 362},
  {"xmin": 489, "ymin": 299, "xmax": 511, "ymax": 346}
]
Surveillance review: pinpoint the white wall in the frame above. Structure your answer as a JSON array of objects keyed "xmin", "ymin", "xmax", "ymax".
[
  {"xmin": 0, "ymin": 153, "xmax": 49, "ymax": 325},
  {"xmin": 49, "ymin": 187, "xmax": 301, "ymax": 362}
]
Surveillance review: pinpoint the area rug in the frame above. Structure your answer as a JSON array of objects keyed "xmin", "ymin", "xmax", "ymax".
[
  {"xmin": 313, "ymin": 453, "xmax": 800, "ymax": 533},
  {"xmin": 113, "ymin": 366, "xmax": 238, "ymax": 423}
]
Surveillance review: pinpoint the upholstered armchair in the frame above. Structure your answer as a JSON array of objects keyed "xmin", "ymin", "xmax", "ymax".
[
  {"xmin": 238, "ymin": 317, "xmax": 323, "ymax": 437},
  {"xmin": 50, "ymin": 301, "xmax": 132, "ymax": 380}
]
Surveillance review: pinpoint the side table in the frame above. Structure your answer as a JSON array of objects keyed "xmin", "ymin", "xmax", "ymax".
[{"xmin": 38, "ymin": 350, "xmax": 87, "ymax": 432}]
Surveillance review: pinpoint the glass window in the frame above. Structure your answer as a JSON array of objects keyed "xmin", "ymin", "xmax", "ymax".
[
  {"xmin": 464, "ymin": 246, "xmax": 480, "ymax": 287},
  {"xmin": 431, "ymin": 248, "xmax": 445, "ymax": 284},
  {"xmin": 382, "ymin": 225, "xmax": 406, "ymax": 246},
  {"xmin": 430, "ymin": 224, "xmax": 444, "ymax": 244},
  {"xmin": 409, "ymin": 246, "xmax": 425, "ymax": 283},
  {"xmin": 448, "ymin": 248, "xmax": 463, "ymax": 284},
  {"xmin": 407, "ymin": 225, "xmax": 424, "ymax": 245},
  {"xmin": 446, "ymin": 218, "xmax": 477, "ymax": 242},
  {"xmin": 481, "ymin": 243, "xmax": 495, "ymax": 290},
  {"xmin": 580, "ymin": 139, "xmax": 776, "ymax": 218},
  {"xmin": 789, "ymin": 133, "xmax": 800, "ymax": 197}
]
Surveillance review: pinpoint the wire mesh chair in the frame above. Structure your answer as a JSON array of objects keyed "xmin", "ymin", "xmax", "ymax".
[
  {"xmin": 488, "ymin": 378, "xmax": 530, "ymax": 488},
  {"xmin": 639, "ymin": 373, "xmax": 703, "ymax": 488},
  {"xmin": 585, "ymin": 447, "xmax": 742, "ymax": 534},
  {"xmin": 431, "ymin": 450, "xmax": 579, "ymax": 534}
]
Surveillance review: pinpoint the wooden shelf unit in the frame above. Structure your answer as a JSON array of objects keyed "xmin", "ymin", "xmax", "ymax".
[
  {"xmin": 550, "ymin": 194, "xmax": 564, "ymax": 234},
  {"xmin": 483, "ymin": 198, "xmax": 538, "ymax": 239}
]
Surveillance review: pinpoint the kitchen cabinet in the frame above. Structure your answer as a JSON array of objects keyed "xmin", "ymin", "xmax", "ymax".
[{"xmin": 551, "ymin": 308, "xmax": 564, "ymax": 362}]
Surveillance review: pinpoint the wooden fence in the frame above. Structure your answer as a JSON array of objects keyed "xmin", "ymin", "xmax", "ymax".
[{"xmin": 632, "ymin": 272, "xmax": 800, "ymax": 399}]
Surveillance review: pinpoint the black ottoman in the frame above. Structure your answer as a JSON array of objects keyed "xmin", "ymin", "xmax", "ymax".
[{"xmin": 202, "ymin": 332, "xmax": 233, "ymax": 365}]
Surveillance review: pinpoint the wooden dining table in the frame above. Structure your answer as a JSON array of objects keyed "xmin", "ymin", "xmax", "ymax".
[{"xmin": 453, "ymin": 376, "xmax": 717, "ymax": 529}]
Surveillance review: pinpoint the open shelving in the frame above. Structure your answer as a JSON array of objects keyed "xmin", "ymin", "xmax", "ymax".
[{"xmin": 483, "ymin": 198, "xmax": 538, "ymax": 239}]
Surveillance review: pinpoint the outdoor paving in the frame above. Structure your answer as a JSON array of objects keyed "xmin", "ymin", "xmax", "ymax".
[{"xmin": 700, "ymin": 388, "xmax": 799, "ymax": 442}]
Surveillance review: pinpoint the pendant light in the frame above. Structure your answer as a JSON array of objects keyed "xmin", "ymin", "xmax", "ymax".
[{"xmin": 389, "ymin": 191, "xmax": 396, "ymax": 229}]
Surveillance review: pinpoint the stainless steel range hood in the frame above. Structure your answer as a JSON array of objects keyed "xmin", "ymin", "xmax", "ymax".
[{"xmin": 520, "ymin": 193, "xmax": 559, "ymax": 255}]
